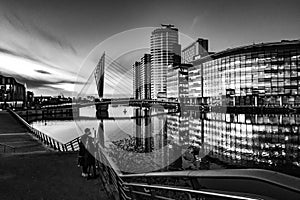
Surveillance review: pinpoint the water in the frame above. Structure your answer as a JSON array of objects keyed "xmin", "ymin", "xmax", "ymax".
[{"xmin": 30, "ymin": 106, "xmax": 300, "ymax": 176}]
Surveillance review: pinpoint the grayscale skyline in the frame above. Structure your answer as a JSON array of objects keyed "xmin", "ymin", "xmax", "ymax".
[{"xmin": 0, "ymin": 0, "xmax": 299, "ymax": 96}]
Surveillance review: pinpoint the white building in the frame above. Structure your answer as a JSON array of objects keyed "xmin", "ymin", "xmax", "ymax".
[{"xmin": 150, "ymin": 24, "xmax": 180, "ymax": 99}]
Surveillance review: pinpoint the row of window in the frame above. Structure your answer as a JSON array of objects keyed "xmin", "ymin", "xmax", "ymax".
[{"xmin": 189, "ymin": 45, "xmax": 300, "ymax": 106}]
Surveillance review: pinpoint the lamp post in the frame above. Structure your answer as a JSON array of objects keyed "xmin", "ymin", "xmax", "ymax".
[{"xmin": 4, "ymin": 93, "xmax": 7, "ymax": 110}]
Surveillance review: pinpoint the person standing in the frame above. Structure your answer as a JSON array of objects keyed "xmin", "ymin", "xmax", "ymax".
[
  {"xmin": 79, "ymin": 128, "xmax": 91, "ymax": 177},
  {"xmin": 86, "ymin": 134, "xmax": 96, "ymax": 179}
]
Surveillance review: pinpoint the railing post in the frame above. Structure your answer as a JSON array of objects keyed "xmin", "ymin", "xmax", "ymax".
[
  {"xmin": 46, "ymin": 135, "xmax": 50, "ymax": 145},
  {"xmin": 70, "ymin": 142, "xmax": 74, "ymax": 151},
  {"xmin": 52, "ymin": 139, "xmax": 55, "ymax": 149},
  {"xmin": 45, "ymin": 135, "xmax": 49, "ymax": 145},
  {"xmin": 46, "ymin": 136, "xmax": 50, "ymax": 147},
  {"xmin": 64, "ymin": 144, "xmax": 68, "ymax": 152},
  {"xmin": 41, "ymin": 133, "xmax": 45, "ymax": 143},
  {"xmin": 52, "ymin": 138, "xmax": 57, "ymax": 150},
  {"xmin": 117, "ymin": 181, "xmax": 123, "ymax": 200},
  {"xmin": 57, "ymin": 142, "xmax": 61, "ymax": 151}
]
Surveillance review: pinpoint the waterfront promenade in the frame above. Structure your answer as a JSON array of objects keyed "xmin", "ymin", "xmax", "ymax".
[
  {"xmin": 0, "ymin": 110, "xmax": 46, "ymax": 153},
  {"xmin": 0, "ymin": 110, "xmax": 109, "ymax": 200}
]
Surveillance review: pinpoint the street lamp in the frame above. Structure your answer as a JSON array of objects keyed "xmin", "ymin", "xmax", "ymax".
[{"xmin": 3, "ymin": 93, "xmax": 7, "ymax": 109}]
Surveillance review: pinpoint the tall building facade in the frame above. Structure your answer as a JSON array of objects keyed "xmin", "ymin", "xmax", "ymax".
[
  {"xmin": 133, "ymin": 54, "xmax": 152, "ymax": 99},
  {"xmin": 133, "ymin": 61, "xmax": 142, "ymax": 99},
  {"xmin": 166, "ymin": 64, "xmax": 191, "ymax": 103},
  {"xmin": 150, "ymin": 24, "xmax": 180, "ymax": 99},
  {"xmin": 188, "ymin": 40, "xmax": 300, "ymax": 107},
  {"xmin": 140, "ymin": 54, "xmax": 151, "ymax": 99},
  {"xmin": 182, "ymin": 38, "xmax": 209, "ymax": 63}
]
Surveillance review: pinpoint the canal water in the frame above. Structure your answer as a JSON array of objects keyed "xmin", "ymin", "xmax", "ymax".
[{"xmin": 31, "ymin": 106, "xmax": 300, "ymax": 176}]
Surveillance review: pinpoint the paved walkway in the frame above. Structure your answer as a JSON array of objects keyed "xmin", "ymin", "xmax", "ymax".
[
  {"xmin": 0, "ymin": 152, "xmax": 109, "ymax": 200},
  {"xmin": 0, "ymin": 111, "xmax": 110, "ymax": 199},
  {"xmin": 0, "ymin": 111, "xmax": 46, "ymax": 153}
]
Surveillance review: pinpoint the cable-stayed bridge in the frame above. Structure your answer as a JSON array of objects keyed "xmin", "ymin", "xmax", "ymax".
[{"xmin": 75, "ymin": 52, "xmax": 180, "ymax": 111}]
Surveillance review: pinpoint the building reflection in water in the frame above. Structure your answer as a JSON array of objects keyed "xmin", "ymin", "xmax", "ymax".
[
  {"xmin": 100, "ymin": 107, "xmax": 300, "ymax": 176},
  {"xmin": 204, "ymin": 112, "xmax": 300, "ymax": 169}
]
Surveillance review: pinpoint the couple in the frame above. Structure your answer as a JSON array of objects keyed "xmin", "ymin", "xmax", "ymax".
[{"xmin": 78, "ymin": 128, "xmax": 97, "ymax": 178}]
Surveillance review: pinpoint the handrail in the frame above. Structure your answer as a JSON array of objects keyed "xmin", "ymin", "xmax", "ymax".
[
  {"xmin": 95, "ymin": 144, "xmax": 268, "ymax": 200},
  {"xmin": 120, "ymin": 169, "xmax": 300, "ymax": 194},
  {"xmin": 124, "ymin": 183, "xmax": 265, "ymax": 200},
  {"xmin": 7, "ymin": 109, "xmax": 66, "ymax": 152},
  {"xmin": 77, "ymin": 99, "xmax": 180, "ymax": 108},
  {"xmin": 95, "ymin": 142, "xmax": 300, "ymax": 200},
  {"xmin": 63, "ymin": 137, "xmax": 80, "ymax": 151},
  {"xmin": 0, "ymin": 142, "xmax": 16, "ymax": 153}
]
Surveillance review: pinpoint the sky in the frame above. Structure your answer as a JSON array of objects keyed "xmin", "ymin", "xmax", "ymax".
[{"xmin": 0, "ymin": 0, "xmax": 299, "ymax": 97}]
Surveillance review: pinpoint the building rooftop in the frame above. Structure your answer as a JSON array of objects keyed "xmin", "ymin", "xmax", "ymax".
[
  {"xmin": 152, "ymin": 24, "xmax": 178, "ymax": 33},
  {"xmin": 192, "ymin": 39, "xmax": 300, "ymax": 65}
]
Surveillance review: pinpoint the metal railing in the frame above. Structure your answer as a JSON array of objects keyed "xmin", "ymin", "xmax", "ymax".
[
  {"xmin": 120, "ymin": 169, "xmax": 300, "ymax": 200},
  {"xmin": 7, "ymin": 108, "xmax": 80, "ymax": 152},
  {"xmin": 94, "ymin": 144, "xmax": 288, "ymax": 200},
  {"xmin": 0, "ymin": 143, "xmax": 16, "ymax": 153},
  {"xmin": 123, "ymin": 183, "xmax": 265, "ymax": 200},
  {"xmin": 7, "ymin": 109, "xmax": 300, "ymax": 199},
  {"xmin": 64, "ymin": 137, "xmax": 80, "ymax": 151}
]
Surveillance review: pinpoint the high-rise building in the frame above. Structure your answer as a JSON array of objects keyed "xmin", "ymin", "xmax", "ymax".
[
  {"xmin": 150, "ymin": 24, "xmax": 180, "ymax": 99},
  {"xmin": 133, "ymin": 54, "xmax": 152, "ymax": 99},
  {"xmin": 140, "ymin": 54, "xmax": 151, "ymax": 99},
  {"xmin": 133, "ymin": 61, "xmax": 142, "ymax": 99},
  {"xmin": 182, "ymin": 38, "xmax": 209, "ymax": 63}
]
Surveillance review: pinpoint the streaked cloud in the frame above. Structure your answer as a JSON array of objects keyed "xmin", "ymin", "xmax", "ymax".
[
  {"xmin": 34, "ymin": 69, "xmax": 52, "ymax": 75},
  {"xmin": 0, "ymin": 8, "xmax": 84, "ymax": 96},
  {"xmin": 0, "ymin": 51, "xmax": 84, "ymax": 96},
  {"xmin": 3, "ymin": 11, "xmax": 77, "ymax": 55}
]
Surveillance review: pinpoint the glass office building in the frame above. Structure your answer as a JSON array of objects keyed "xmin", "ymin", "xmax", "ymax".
[
  {"xmin": 133, "ymin": 61, "xmax": 142, "ymax": 99},
  {"xmin": 150, "ymin": 25, "xmax": 180, "ymax": 99},
  {"xmin": 189, "ymin": 40, "xmax": 300, "ymax": 107},
  {"xmin": 203, "ymin": 112, "xmax": 300, "ymax": 169},
  {"xmin": 182, "ymin": 38, "xmax": 209, "ymax": 63},
  {"xmin": 140, "ymin": 54, "xmax": 151, "ymax": 100},
  {"xmin": 133, "ymin": 54, "xmax": 151, "ymax": 100},
  {"xmin": 166, "ymin": 64, "xmax": 191, "ymax": 102}
]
